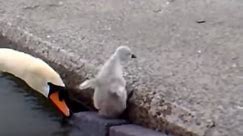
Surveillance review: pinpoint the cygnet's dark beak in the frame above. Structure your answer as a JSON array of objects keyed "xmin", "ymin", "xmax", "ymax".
[{"xmin": 131, "ymin": 54, "xmax": 137, "ymax": 58}]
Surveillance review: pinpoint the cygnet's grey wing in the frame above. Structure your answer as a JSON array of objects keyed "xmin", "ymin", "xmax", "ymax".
[
  {"xmin": 79, "ymin": 78, "xmax": 97, "ymax": 90},
  {"xmin": 108, "ymin": 78, "xmax": 126, "ymax": 97}
]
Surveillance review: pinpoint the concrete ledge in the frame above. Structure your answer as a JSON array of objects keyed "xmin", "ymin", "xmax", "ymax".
[
  {"xmin": 0, "ymin": 0, "xmax": 242, "ymax": 135},
  {"xmin": 0, "ymin": 18, "xmax": 213, "ymax": 136},
  {"xmin": 110, "ymin": 124, "xmax": 167, "ymax": 136},
  {"xmin": 3, "ymin": 0, "xmax": 241, "ymax": 135},
  {"xmin": 69, "ymin": 112, "xmax": 168, "ymax": 136}
]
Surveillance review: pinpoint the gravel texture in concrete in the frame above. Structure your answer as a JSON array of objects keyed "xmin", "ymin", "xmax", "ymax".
[{"xmin": 0, "ymin": 0, "xmax": 243, "ymax": 136}]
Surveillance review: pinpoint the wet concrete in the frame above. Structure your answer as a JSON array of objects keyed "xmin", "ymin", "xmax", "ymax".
[{"xmin": 0, "ymin": 0, "xmax": 243, "ymax": 136}]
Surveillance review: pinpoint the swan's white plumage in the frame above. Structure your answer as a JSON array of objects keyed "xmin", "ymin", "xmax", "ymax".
[
  {"xmin": 0, "ymin": 48, "xmax": 64, "ymax": 97},
  {"xmin": 79, "ymin": 46, "xmax": 135, "ymax": 118}
]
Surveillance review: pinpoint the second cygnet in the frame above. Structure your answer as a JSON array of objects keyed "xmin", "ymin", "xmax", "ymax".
[{"xmin": 79, "ymin": 46, "xmax": 136, "ymax": 118}]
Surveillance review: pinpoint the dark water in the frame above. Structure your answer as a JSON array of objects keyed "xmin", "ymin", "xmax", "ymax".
[{"xmin": 0, "ymin": 73, "xmax": 73, "ymax": 136}]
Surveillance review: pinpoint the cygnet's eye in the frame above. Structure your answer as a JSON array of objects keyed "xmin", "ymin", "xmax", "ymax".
[{"xmin": 131, "ymin": 54, "xmax": 136, "ymax": 58}]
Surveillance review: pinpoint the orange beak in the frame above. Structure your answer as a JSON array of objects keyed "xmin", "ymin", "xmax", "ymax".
[{"xmin": 49, "ymin": 91, "xmax": 70, "ymax": 117}]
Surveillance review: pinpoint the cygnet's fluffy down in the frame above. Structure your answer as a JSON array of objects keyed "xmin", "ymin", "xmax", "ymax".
[{"xmin": 79, "ymin": 46, "xmax": 136, "ymax": 118}]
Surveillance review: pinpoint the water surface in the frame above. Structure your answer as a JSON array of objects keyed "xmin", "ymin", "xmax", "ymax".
[{"xmin": 0, "ymin": 73, "xmax": 72, "ymax": 136}]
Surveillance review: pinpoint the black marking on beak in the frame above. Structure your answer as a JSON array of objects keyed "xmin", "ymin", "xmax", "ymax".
[
  {"xmin": 131, "ymin": 54, "xmax": 136, "ymax": 58},
  {"xmin": 47, "ymin": 82, "xmax": 89, "ymax": 116},
  {"xmin": 48, "ymin": 82, "xmax": 66, "ymax": 101}
]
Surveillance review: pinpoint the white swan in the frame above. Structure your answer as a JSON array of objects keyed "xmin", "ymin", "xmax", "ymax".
[
  {"xmin": 79, "ymin": 46, "xmax": 136, "ymax": 118},
  {"xmin": 0, "ymin": 48, "xmax": 71, "ymax": 117}
]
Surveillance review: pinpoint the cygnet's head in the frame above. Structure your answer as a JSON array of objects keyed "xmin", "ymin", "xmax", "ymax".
[{"xmin": 115, "ymin": 46, "xmax": 136, "ymax": 62}]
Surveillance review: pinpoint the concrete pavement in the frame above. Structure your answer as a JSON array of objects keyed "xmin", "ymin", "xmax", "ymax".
[{"xmin": 0, "ymin": 0, "xmax": 243, "ymax": 136}]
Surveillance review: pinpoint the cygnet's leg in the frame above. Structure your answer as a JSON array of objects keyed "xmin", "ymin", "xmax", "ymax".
[
  {"xmin": 97, "ymin": 101, "xmax": 109, "ymax": 117},
  {"xmin": 127, "ymin": 89, "xmax": 134, "ymax": 100},
  {"xmin": 98, "ymin": 102, "xmax": 117, "ymax": 118},
  {"xmin": 93, "ymin": 90, "xmax": 103, "ymax": 110},
  {"xmin": 93, "ymin": 97, "xmax": 101, "ymax": 110}
]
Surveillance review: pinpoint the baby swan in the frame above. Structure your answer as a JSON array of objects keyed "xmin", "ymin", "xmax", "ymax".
[{"xmin": 79, "ymin": 46, "xmax": 136, "ymax": 118}]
